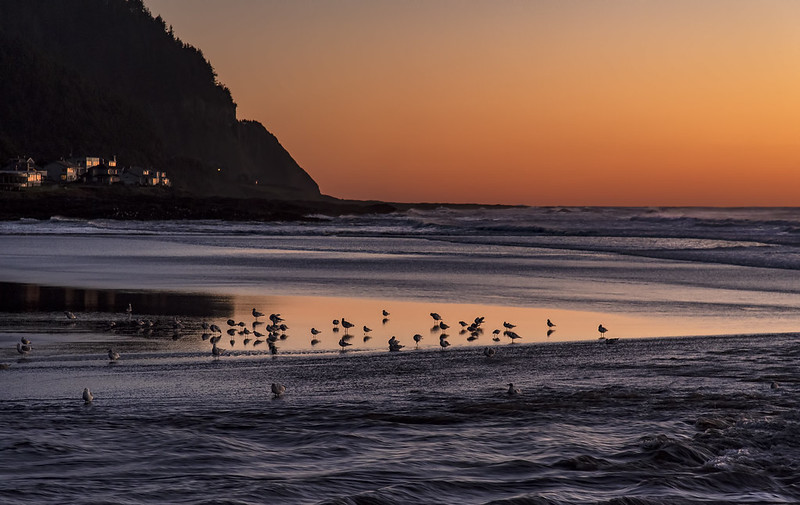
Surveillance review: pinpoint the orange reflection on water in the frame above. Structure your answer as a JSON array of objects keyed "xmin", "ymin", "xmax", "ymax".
[{"xmin": 211, "ymin": 295, "xmax": 800, "ymax": 355}]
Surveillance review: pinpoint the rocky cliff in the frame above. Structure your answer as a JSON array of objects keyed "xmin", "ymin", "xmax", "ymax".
[{"xmin": 0, "ymin": 0, "xmax": 320, "ymax": 198}]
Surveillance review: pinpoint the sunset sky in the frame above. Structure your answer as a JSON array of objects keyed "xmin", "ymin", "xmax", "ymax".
[{"xmin": 145, "ymin": 1, "xmax": 800, "ymax": 206}]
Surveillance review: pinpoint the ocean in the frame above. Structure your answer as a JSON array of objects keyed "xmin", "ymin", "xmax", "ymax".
[{"xmin": 1, "ymin": 206, "xmax": 799, "ymax": 504}]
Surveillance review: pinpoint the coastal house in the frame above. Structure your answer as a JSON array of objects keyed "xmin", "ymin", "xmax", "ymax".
[
  {"xmin": 43, "ymin": 160, "xmax": 81, "ymax": 183},
  {"xmin": 0, "ymin": 157, "xmax": 46, "ymax": 190},
  {"xmin": 85, "ymin": 161, "xmax": 120, "ymax": 185},
  {"xmin": 120, "ymin": 166, "xmax": 171, "ymax": 187}
]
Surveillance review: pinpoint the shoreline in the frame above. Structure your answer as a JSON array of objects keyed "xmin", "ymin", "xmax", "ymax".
[{"xmin": 0, "ymin": 185, "xmax": 524, "ymax": 221}]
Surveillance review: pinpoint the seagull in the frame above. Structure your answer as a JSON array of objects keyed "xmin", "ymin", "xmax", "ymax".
[
  {"xmin": 65, "ymin": 311, "xmax": 77, "ymax": 320},
  {"xmin": 271, "ymin": 383, "xmax": 286, "ymax": 398},
  {"xmin": 388, "ymin": 336, "xmax": 403, "ymax": 352},
  {"xmin": 547, "ymin": 319, "xmax": 556, "ymax": 328},
  {"xmin": 507, "ymin": 383, "xmax": 521, "ymax": 396},
  {"xmin": 484, "ymin": 347, "xmax": 496, "ymax": 358},
  {"xmin": 430, "ymin": 312, "xmax": 442, "ymax": 322},
  {"xmin": 82, "ymin": 387, "xmax": 94, "ymax": 404},
  {"xmin": 16, "ymin": 342, "xmax": 31, "ymax": 356},
  {"xmin": 341, "ymin": 319, "xmax": 355, "ymax": 334},
  {"xmin": 107, "ymin": 348, "xmax": 120, "ymax": 361},
  {"xmin": 598, "ymin": 324, "xmax": 608, "ymax": 339},
  {"xmin": 252, "ymin": 308, "xmax": 265, "ymax": 319}
]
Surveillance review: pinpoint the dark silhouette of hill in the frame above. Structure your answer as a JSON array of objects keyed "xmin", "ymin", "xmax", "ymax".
[{"xmin": 0, "ymin": 0, "xmax": 320, "ymax": 198}]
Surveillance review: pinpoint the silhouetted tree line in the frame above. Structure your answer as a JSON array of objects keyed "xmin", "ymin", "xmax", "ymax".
[{"xmin": 0, "ymin": 0, "xmax": 319, "ymax": 198}]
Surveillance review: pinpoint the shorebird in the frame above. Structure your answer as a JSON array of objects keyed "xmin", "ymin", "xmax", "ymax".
[
  {"xmin": 547, "ymin": 319, "xmax": 556, "ymax": 328},
  {"xmin": 382, "ymin": 309, "xmax": 390, "ymax": 317},
  {"xmin": 341, "ymin": 319, "xmax": 354, "ymax": 335},
  {"xmin": 484, "ymin": 347, "xmax": 496, "ymax": 358},
  {"xmin": 388, "ymin": 336, "xmax": 403, "ymax": 352},
  {"xmin": 505, "ymin": 331, "xmax": 521, "ymax": 342},
  {"xmin": 439, "ymin": 336, "xmax": 450, "ymax": 349},
  {"xmin": 16, "ymin": 342, "xmax": 31, "ymax": 356},
  {"xmin": 598, "ymin": 324, "xmax": 608, "ymax": 339},
  {"xmin": 107, "ymin": 348, "xmax": 120, "ymax": 361},
  {"xmin": 507, "ymin": 383, "xmax": 521, "ymax": 396},
  {"xmin": 82, "ymin": 388, "xmax": 94, "ymax": 404},
  {"xmin": 211, "ymin": 343, "xmax": 224, "ymax": 358},
  {"xmin": 338, "ymin": 337, "xmax": 352, "ymax": 350},
  {"xmin": 227, "ymin": 319, "xmax": 236, "ymax": 327},
  {"xmin": 252, "ymin": 308, "xmax": 265, "ymax": 319},
  {"xmin": 430, "ymin": 312, "xmax": 442, "ymax": 322},
  {"xmin": 459, "ymin": 321, "xmax": 468, "ymax": 327},
  {"xmin": 413, "ymin": 334, "xmax": 422, "ymax": 347},
  {"xmin": 310, "ymin": 328, "xmax": 321, "ymax": 336},
  {"xmin": 363, "ymin": 326, "xmax": 372, "ymax": 334},
  {"xmin": 439, "ymin": 321, "xmax": 449, "ymax": 330},
  {"xmin": 64, "ymin": 311, "xmax": 77, "ymax": 320},
  {"xmin": 271, "ymin": 382, "xmax": 286, "ymax": 398},
  {"xmin": 503, "ymin": 322, "xmax": 515, "ymax": 329}
]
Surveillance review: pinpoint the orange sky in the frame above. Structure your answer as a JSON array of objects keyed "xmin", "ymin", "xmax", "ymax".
[{"xmin": 145, "ymin": 1, "xmax": 800, "ymax": 205}]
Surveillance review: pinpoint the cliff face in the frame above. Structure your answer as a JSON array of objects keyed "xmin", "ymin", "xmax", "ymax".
[{"xmin": 0, "ymin": 0, "xmax": 320, "ymax": 198}]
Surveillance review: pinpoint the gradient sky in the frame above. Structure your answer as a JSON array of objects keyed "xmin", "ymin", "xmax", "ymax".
[{"xmin": 145, "ymin": 1, "xmax": 800, "ymax": 205}]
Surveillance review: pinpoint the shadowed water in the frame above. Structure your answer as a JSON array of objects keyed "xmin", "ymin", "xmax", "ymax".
[
  {"xmin": 1, "ymin": 334, "xmax": 798, "ymax": 504},
  {"xmin": 3, "ymin": 207, "xmax": 800, "ymax": 503}
]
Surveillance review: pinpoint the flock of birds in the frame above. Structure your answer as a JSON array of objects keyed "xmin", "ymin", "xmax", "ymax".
[{"xmin": 7, "ymin": 304, "xmax": 620, "ymax": 403}]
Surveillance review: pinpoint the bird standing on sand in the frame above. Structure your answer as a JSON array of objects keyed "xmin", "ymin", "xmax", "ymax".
[
  {"xmin": 338, "ymin": 337, "xmax": 352, "ymax": 350},
  {"xmin": 430, "ymin": 312, "xmax": 442, "ymax": 322},
  {"xmin": 82, "ymin": 388, "xmax": 94, "ymax": 404},
  {"xmin": 271, "ymin": 383, "xmax": 286, "ymax": 398},
  {"xmin": 311, "ymin": 328, "xmax": 321, "ymax": 336},
  {"xmin": 503, "ymin": 322, "xmax": 515, "ymax": 330},
  {"xmin": 547, "ymin": 319, "xmax": 556, "ymax": 328},
  {"xmin": 598, "ymin": 324, "xmax": 608, "ymax": 338},
  {"xmin": 108, "ymin": 348, "xmax": 120, "ymax": 361},
  {"xmin": 363, "ymin": 326, "xmax": 372, "ymax": 335},
  {"xmin": 413, "ymin": 334, "xmax": 422, "ymax": 347},
  {"xmin": 252, "ymin": 308, "xmax": 265, "ymax": 319},
  {"xmin": 382, "ymin": 309, "xmax": 390, "ymax": 317},
  {"xmin": 507, "ymin": 383, "xmax": 521, "ymax": 396}
]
